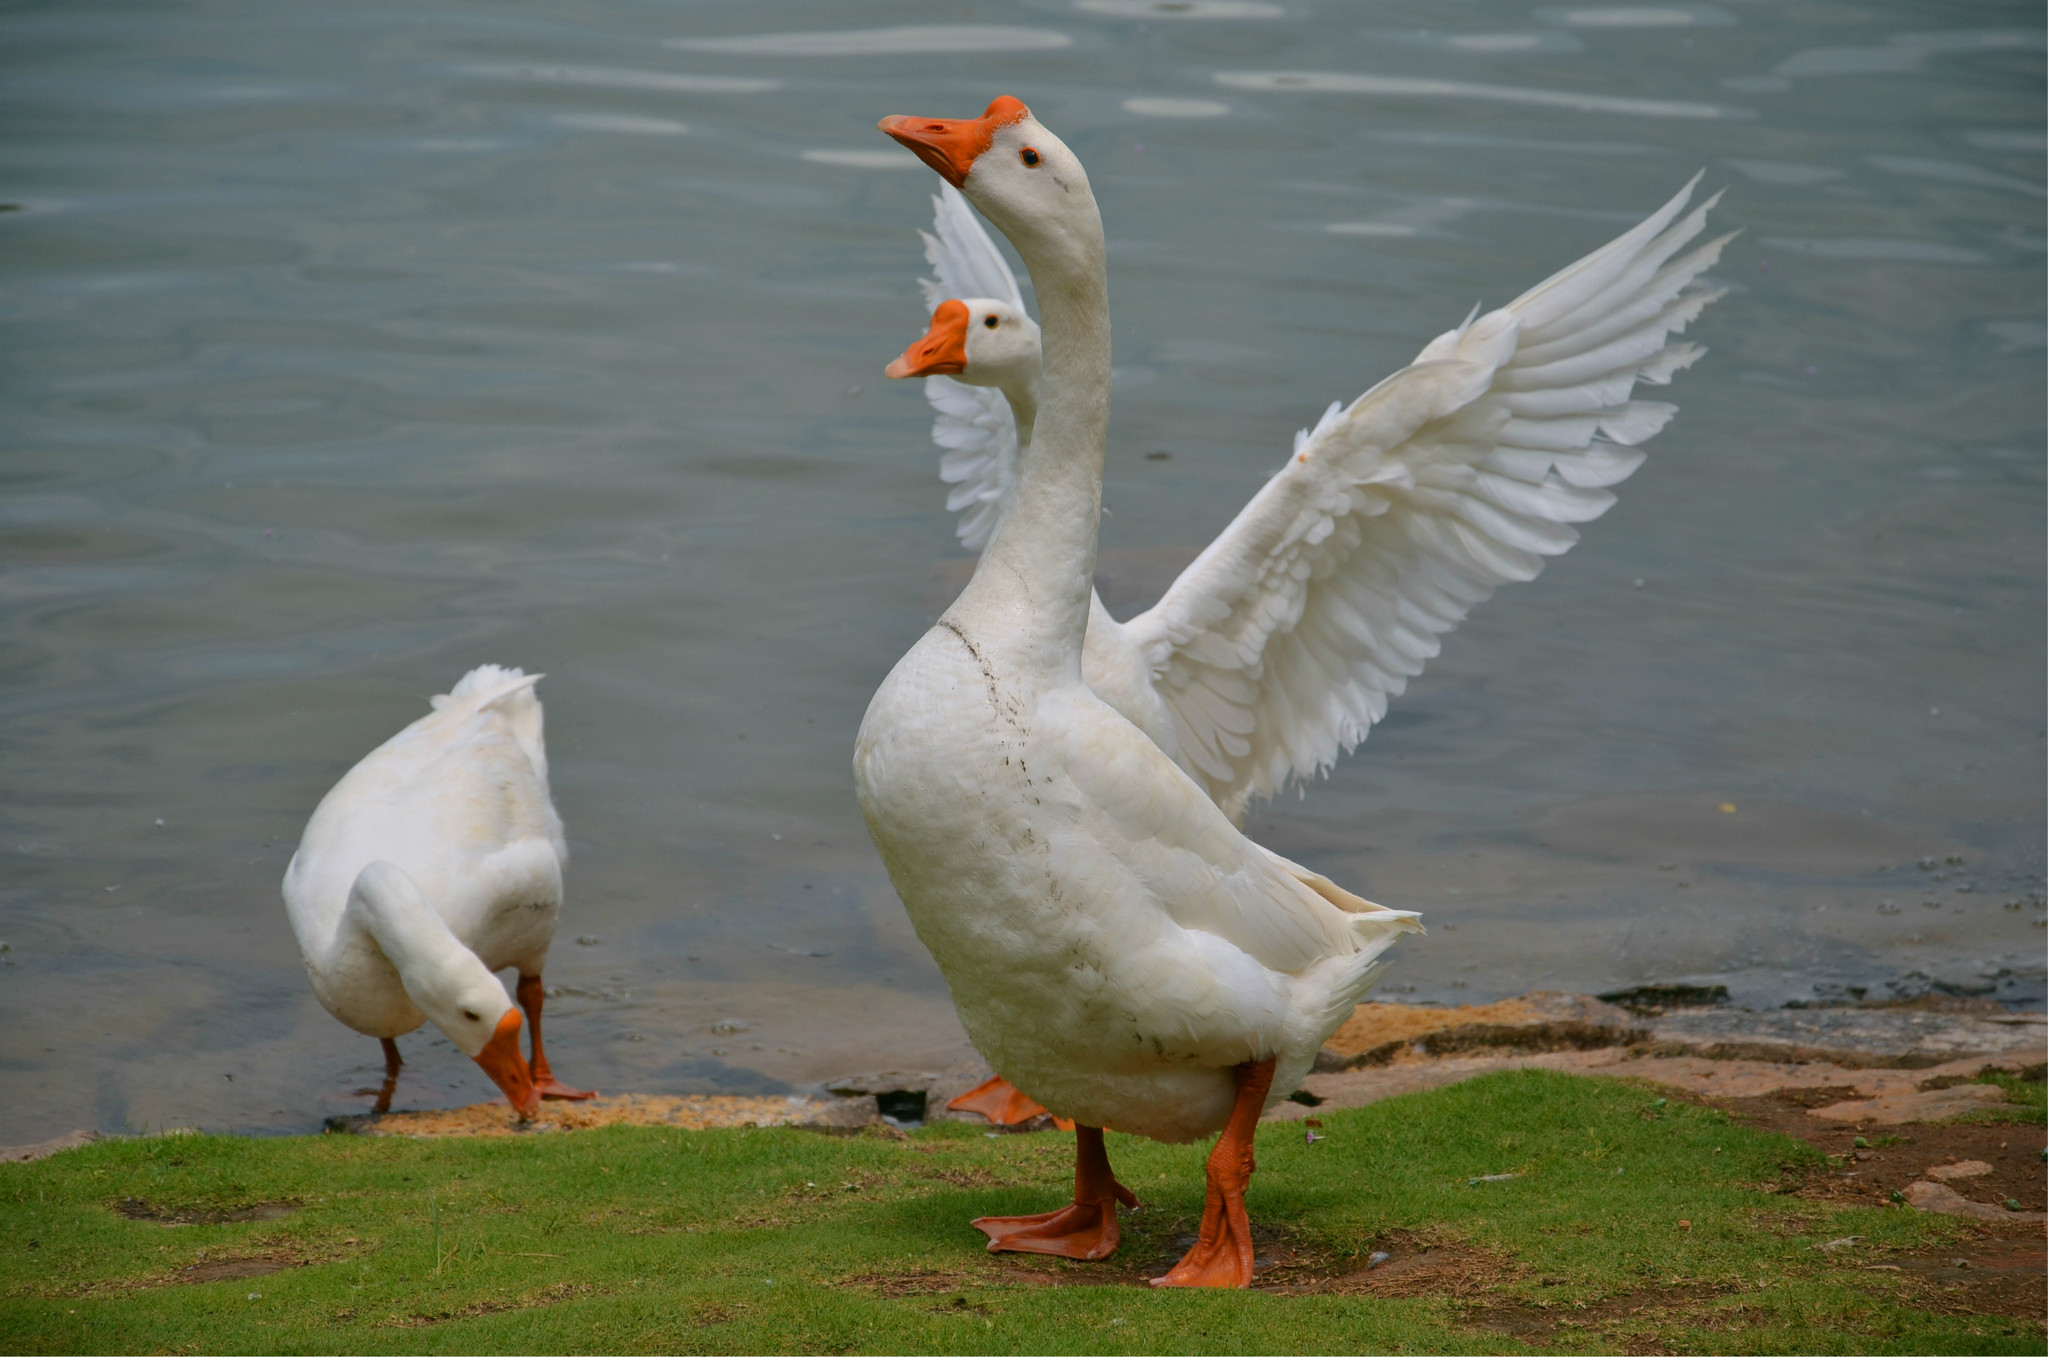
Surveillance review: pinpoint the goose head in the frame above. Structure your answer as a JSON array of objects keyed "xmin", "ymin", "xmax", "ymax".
[
  {"xmin": 885, "ymin": 296, "xmax": 1042, "ymax": 390},
  {"xmin": 879, "ymin": 97, "xmax": 1101, "ymax": 270},
  {"xmin": 433, "ymin": 982, "xmax": 540, "ymax": 1119},
  {"xmin": 348, "ymin": 861, "xmax": 540, "ymax": 1116}
]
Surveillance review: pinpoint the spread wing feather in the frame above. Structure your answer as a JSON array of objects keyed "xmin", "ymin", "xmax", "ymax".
[
  {"xmin": 1124, "ymin": 177, "xmax": 1730, "ymax": 820},
  {"xmin": 915, "ymin": 185, "xmax": 1024, "ymax": 551}
]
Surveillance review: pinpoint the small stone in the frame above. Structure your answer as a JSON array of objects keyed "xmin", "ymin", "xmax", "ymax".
[
  {"xmin": 1367, "ymin": 1250, "xmax": 1391, "ymax": 1269},
  {"xmin": 1924, "ymin": 1160, "xmax": 1992, "ymax": 1181},
  {"xmin": 576, "ymin": 935, "xmax": 600, "ymax": 945},
  {"xmin": 1904, "ymin": 1180, "xmax": 2047, "ymax": 1222}
]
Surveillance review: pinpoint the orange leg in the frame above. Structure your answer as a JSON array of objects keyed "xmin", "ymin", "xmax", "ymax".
[
  {"xmin": 516, "ymin": 974, "xmax": 596, "ymax": 1100},
  {"xmin": 1151, "ymin": 1056, "xmax": 1276, "ymax": 1288},
  {"xmin": 973, "ymin": 1124, "xmax": 1140, "ymax": 1260},
  {"xmin": 371, "ymin": 1037, "xmax": 402, "ymax": 1115}
]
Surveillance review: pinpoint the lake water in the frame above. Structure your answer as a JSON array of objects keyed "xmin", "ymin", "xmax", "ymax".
[{"xmin": 2, "ymin": 0, "xmax": 2042, "ymax": 1145}]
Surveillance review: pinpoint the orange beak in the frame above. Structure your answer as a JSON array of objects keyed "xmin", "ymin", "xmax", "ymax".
[
  {"xmin": 877, "ymin": 95, "xmax": 1029, "ymax": 189},
  {"xmin": 886, "ymin": 299, "xmax": 972, "ymax": 379},
  {"xmin": 472, "ymin": 1008, "xmax": 539, "ymax": 1118}
]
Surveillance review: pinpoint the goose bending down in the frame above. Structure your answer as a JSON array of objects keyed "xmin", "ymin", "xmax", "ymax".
[
  {"xmin": 887, "ymin": 184, "xmax": 1727, "ymax": 1128},
  {"xmin": 283, "ymin": 665, "xmax": 595, "ymax": 1118},
  {"xmin": 858, "ymin": 96, "xmax": 1422, "ymax": 1288}
]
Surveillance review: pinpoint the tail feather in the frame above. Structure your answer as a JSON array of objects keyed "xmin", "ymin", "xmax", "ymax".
[
  {"xmin": 1275, "ymin": 950, "xmax": 1400, "ymax": 1103},
  {"xmin": 428, "ymin": 665, "xmax": 550, "ymax": 784},
  {"xmin": 432, "ymin": 665, "xmax": 543, "ymax": 713}
]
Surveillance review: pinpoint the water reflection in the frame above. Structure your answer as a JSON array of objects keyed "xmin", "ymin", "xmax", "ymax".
[
  {"xmin": 668, "ymin": 25, "xmax": 1072, "ymax": 57},
  {"xmin": 1214, "ymin": 69, "xmax": 1744, "ymax": 119},
  {"xmin": 456, "ymin": 63, "xmax": 780, "ymax": 95}
]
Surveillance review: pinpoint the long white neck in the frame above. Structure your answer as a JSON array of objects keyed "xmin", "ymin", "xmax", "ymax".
[
  {"xmin": 995, "ymin": 374, "xmax": 1038, "ymax": 453},
  {"xmin": 948, "ymin": 218, "xmax": 1109, "ymax": 683},
  {"xmin": 339, "ymin": 861, "xmax": 503, "ymax": 1057}
]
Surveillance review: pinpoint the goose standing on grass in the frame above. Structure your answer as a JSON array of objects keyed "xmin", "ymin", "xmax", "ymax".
[
  {"xmin": 283, "ymin": 665, "xmax": 595, "ymax": 1118},
  {"xmin": 887, "ymin": 184, "xmax": 1728, "ymax": 1127},
  {"xmin": 857, "ymin": 96, "xmax": 1423, "ymax": 1289}
]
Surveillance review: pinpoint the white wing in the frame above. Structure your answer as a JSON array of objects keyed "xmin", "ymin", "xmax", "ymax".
[
  {"xmin": 918, "ymin": 184, "xmax": 1025, "ymax": 312},
  {"xmin": 1125, "ymin": 177, "xmax": 1731, "ymax": 821},
  {"xmin": 914, "ymin": 186, "xmax": 1025, "ymax": 552},
  {"xmin": 924, "ymin": 374, "xmax": 1019, "ymax": 551}
]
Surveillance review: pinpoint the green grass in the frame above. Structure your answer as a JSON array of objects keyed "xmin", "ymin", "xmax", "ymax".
[
  {"xmin": 1958, "ymin": 1069, "xmax": 2048, "ymax": 1126},
  {"xmin": 0, "ymin": 1071, "xmax": 2033, "ymax": 1354}
]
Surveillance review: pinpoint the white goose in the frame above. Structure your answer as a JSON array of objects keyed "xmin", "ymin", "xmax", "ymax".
[
  {"xmin": 283, "ymin": 665, "xmax": 595, "ymax": 1118},
  {"xmin": 887, "ymin": 183, "xmax": 1727, "ymax": 1128},
  {"xmin": 859, "ymin": 96, "xmax": 1422, "ymax": 1288}
]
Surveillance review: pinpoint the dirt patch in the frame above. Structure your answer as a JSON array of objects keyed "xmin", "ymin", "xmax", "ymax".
[
  {"xmin": 1767, "ymin": 1084, "xmax": 1866, "ymax": 1109},
  {"xmin": 845, "ymin": 1268, "xmax": 996, "ymax": 1298},
  {"xmin": 383, "ymin": 1280, "xmax": 595, "ymax": 1328},
  {"xmin": 1458, "ymin": 1284, "xmax": 1732, "ymax": 1351},
  {"xmin": 175, "ymin": 1253, "xmax": 302, "ymax": 1284},
  {"xmin": 114, "ymin": 1197, "xmax": 299, "ymax": 1225},
  {"xmin": 1696, "ymin": 1086, "xmax": 2047, "ymax": 1217},
  {"xmin": 1267, "ymin": 1230, "xmax": 1519, "ymax": 1299},
  {"xmin": 1858, "ymin": 1233, "xmax": 2048, "ymax": 1326}
]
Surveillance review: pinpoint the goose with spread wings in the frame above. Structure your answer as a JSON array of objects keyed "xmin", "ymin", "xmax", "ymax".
[{"xmin": 889, "ymin": 180, "xmax": 1729, "ymax": 830}]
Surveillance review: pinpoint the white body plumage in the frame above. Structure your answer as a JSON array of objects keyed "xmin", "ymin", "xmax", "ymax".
[{"xmin": 283, "ymin": 666, "xmax": 567, "ymax": 1055}]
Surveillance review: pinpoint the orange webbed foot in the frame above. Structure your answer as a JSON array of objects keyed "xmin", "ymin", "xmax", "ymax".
[
  {"xmin": 973, "ymin": 1124, "xmax": 1137, "ymax": 1260},
  {"xmin": 1148, "ymin": 1180, "xmax": 1255, "ymax": 1287},
  {"xmin": 1149, "ymin": 1056, "xmax": 1275, "ymax": 1289},
  {"xmin": 536, "ymin": 1078, "xmax": 597, "ymax": 1101},
  {"xmin": 946, "ymin": 1076, "xmax": 1047, "ymax": 1126},
  {"xmin": 974, "ymin": 1199, "xmax": 1124, "ymax": 1259}
]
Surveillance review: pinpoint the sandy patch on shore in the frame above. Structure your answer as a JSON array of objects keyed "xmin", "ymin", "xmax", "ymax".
[{"xmin": 363, "ymin": 1092, "xmax": 823, "ymax": 1137}]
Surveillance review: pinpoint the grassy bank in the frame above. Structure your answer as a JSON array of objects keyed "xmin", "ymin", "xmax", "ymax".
[{"xmin": 1, "ymin": 1071, "xmax": 2035, "ymax": 1354}]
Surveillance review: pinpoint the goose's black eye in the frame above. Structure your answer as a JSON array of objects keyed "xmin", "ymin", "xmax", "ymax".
[
  {"xmin": 984, "ymin": 315, "xmax": 999, "ymax": 329},
  {"xmin": 462, "ymin": 1009, "xmax": 480, "ymax": 1022},
  {"xmin": 1019, "ymin": 147, "xmax": 1041, "ymax": 168}
]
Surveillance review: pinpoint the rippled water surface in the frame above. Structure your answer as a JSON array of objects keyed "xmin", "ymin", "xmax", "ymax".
[{"xmin": 3, "ymin": 0, "xmax": 2042, "ymax": 1143}]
